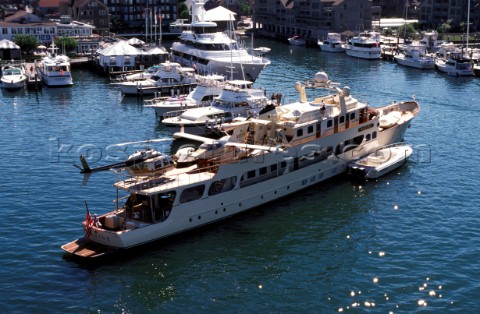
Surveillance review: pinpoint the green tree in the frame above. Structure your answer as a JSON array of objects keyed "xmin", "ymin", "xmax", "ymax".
[
  {"xmin": 437, "ymin": 20, "xmax": 453, "ymax": 33},
  {"xmin": 178, "ymin": 0, "xmax": 189, "ymax": 20},
  {"xmin": 54, "ymin": 36, "xmax": 78, "ymax": 54},
  {"xmin": 239, "ymin": 2, "xmax": 251, "ymax": 16},
  {"xmin": 397, "ymin": 23, "xmax": 417, "ymax": 39},
  {"xmin": 14, "ymin": 34, "xmax": 38, "ymax": 53}
]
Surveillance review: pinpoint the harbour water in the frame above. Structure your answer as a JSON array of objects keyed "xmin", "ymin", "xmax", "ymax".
[{"xmin": 1, "ymin": 38, "xmax": 480, "ymax": 313}]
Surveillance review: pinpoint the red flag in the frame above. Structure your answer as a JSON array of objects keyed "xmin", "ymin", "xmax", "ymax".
[{"xmin": 83, "ymin": 209, "xmax": 94, "ymax": 239}]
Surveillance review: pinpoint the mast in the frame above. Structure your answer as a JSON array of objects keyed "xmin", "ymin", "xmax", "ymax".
[
  {"xmin": 467, "ymin": 0, "xmax": 471, "ymax": 51},
  {"xmin": 145, "ymin": 2, "xmax": 148, "ymax": 44}
]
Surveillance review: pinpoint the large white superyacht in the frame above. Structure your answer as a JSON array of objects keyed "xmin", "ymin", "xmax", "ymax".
[
  {"xmin": 169, "ymin": 0, "xmax": 270, "ymax": 82},
  {"xmin": 62, "ymin": 72, "xmax": 419, "ymax": 259}
]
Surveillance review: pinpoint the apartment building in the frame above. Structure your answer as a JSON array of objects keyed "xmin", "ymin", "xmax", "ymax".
[{"xmin": 253, "ymin": 0, "xmax": 373, "ymax": 42}]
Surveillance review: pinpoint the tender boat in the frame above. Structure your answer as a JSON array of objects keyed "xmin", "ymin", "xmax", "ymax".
[
  {"xmin": 1, "ymin": 64, "xmax": 26, "ymax": 90},
  {"xmin": 345, "ymin": 31, "xmax": 382, "ymax": 60},
  {"xmin": 170, "ymin": 0, "xmax": 270, "ymax": 82},
  {"xmin": 318, "ymin": 33, "xmax": 346, "ymax": 53},
  {"xmin": 61, "ymin": 72, "xmax": 419, "ymax": 259},
  {"xmin": 111, "ymin": 61, "xmax": 197, "ymax": 96},
  {"xmin": 36, "ymin": 54, "xmax": 73, "ymax": 87},
  {"xmin": 348, "ymin": 143, "xmax": 413, "ymax": 179},
  {"xmin": 252, "ymin": 47, "xmax": 271, "ymax": 55},
  {"xmin": 288, "ymin": 35, "xmax": 306, "ymax": 46},
  {"xmin": 161, "ymin": 79, "xmax": 278, "ymax": 135},
  {"xmin": 144, "ymin": 74, "xmax": 226, "ymax": 118},
  {"xmin": 394, "ymin": 44, "xmax": 435, "ymax": 69}
]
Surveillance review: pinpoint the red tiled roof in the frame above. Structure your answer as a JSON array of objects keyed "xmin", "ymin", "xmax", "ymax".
[{"xmin": 38, "ymin": 0, "xmax": 62, "ymax": 8}]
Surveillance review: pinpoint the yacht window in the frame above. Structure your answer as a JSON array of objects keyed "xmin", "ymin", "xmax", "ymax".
[
  {"xmin": 270, "ymin": 164, "xmax": 278, "ymax": 172},
  {"xmin": 307, "ymin": 125, "xmax": 314, "ymax": 133},
  {"xmin": 280, "ymin": 161, "xmax": 287, "ymax": 168},
  {"xmin": 179, "ymin": 185, "xmax": 205, "ymax": 203},
  {"xmin": 208, "ymin": 177, "xmax": 237, "ymax": 196},
  {"xmin": 247, "ymin": 170, "xmax": 256, "ymax": 179},
  {"xmin": 372, "ymin": 131, "xmax": 377, "ymax": 139},
  {"xmin": 327, "ymin": 120, "xmax": 333, "ymax": 128},
  {"xmin": 259, "ymin": 167, "xmax": 267, "ymax": 175},
  {"xmin": 339, "ymin": 116, "xmax": 345, "ymax": 123},
  {"xmin": 297, "ymin": 129, "xmax": 304, "ymax": 137},
  {"xmin": 366, "ymin": 134, "xmax": 371, "ymax": 141},
  {"xmin": 350, "ymin": 112, "xmax": 356, "ymax": 120}
]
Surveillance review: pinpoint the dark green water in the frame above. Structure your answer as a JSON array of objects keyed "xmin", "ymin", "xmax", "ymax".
[{"xmin": 1, "ymin": 37, "xmax": 479, "ymax": 313}]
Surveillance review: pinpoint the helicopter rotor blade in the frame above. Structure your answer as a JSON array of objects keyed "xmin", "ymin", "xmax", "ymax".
[{"xmin": 109, "ymin": 138, "xmax": 171, "ymax": 147}]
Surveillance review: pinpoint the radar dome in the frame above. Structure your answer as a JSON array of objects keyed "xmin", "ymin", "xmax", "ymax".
[
  {"xmin": 294, "ymin": 82, "xmax": 302, "ymax": 91},
  {"xmin": 342, "ymin": 86, "xmax": 350, "ymax": 97},
  {"xmin": 314, "ymin": 72, "xmax": 328, "ymax": 83}
]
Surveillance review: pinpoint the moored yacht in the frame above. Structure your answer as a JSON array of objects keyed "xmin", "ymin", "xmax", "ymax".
[
  {"xmin": 144, "ymin": 74, "xmax": 226, "ymax": 118},
  {"xmin": 36, "ymin": 54, "xmax": 73, "ymax": 87},
  {"xmin": 170, "ymin": 0, "xmax": 270, "ymax": 82},
  {"xmin": 1, "ymin": 64, "xmax": 27, "ymax": 90},
  {"xmin": 394, "ymin": 44, "xmax": 435, "ymax": 69},
  {"xmin": 61, "ymin": 71, "xmax": 420, "ymax": 259},
  {"xmin": 318, "ymin": 33, "xmax": 345, "ymax": 53},
  {"xmin": 288, "ymin": 35, "xmax": 306, "ymax": 46},
  {"xmin": 161, "ymin": 79, "xmax": 276, "ymax": 135},
  {"xmin": 111, "ymin": 61, "xmax": 197, "ymax": 96},
  {"xmin": 435, "ymin": 51, "xmax": 474, "ymax": 76},
  {"xmin": 345, "ymin": 31, "xmax": 382, "ymax": 59}
]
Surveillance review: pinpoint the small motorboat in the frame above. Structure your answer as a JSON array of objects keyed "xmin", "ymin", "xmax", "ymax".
[
  {"xmin": 1, "ymin": 64, "xmax": 26, "ymax": 90},
  {"xmin": 348, "ymin": 144, "xmax": 413, "ymax": 179}
]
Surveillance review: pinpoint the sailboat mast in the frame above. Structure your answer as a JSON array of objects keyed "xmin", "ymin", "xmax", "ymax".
[{"xmin": 467, "ymin": 0, "xmax": 471, "ymax": 51}]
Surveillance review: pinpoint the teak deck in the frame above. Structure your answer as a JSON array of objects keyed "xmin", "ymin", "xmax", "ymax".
[{"xmin": 61, "ymin": 239, "xmax": 114, "ymax": 258}]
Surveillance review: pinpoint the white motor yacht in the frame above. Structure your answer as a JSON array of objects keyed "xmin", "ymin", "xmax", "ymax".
[
  {"xmin": 112, "ymin": 61, "xmax": 197, "ymax": 96},
  {"xmin": 394, "ymin": 44, "xmax": 435, "ymax": 69},
  {"xmin": 435, "ymin": 51, "xmax": 474, "ymax": 76},
  {"xmin": 162, "ymin": 80, "xmax": 277, "ymax": 135},
  {"xmin": 345, "ymin": 31, "xmax": 382, "ymax": 60},
  {"xmin": 61, "ymin": 71, "xmax": 420, "ymax": 259},
  {"xmin": 144, "ymin": 74, "xmax": 227, "ymax": 118},
  {"xmin": 170, "ymin": 0, "xmax": 270, "ymax": 82},
  {"xmin": 288, "ymin": 35, "xmax": 306, "ymax": 46},
  {"xmin": 318, "ymin": 33, "xmax": 346, "ymax": 53},
  {"xmin": 36, "ymin": 54, "xmax": 73, "ymax": 87}
]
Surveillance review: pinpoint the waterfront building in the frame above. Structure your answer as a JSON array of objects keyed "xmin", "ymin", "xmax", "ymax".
[
  {"xmin": 103, "ymin": 0, "xmax": 178, "ymax": 38},
  {"xmin": 0, "ymin": 10, "xmax": 99, "ymax": 53},
  {"xmin": 68, "ymin": 0, "xmax": 110, "ymax": 36},
  {"xmin": 253, "ymin": 0, "xmax": 373, "ymax": 44}
]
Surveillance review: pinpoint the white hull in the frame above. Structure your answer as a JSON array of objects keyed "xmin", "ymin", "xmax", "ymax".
[
  {"xmin": 170, "ymin": 52, "xmax": 269, "ymax": 82},
  {"xmin": 62, "ymin": 70, "xmax": 419, "ymax": 256},
  {"xmin": 288, "ymin": 38, "xmax": 306, "ymax": 46},
  {"xmin": 37, "ymin": 54, "xmax": 74, "ymax": 87},
  {"xmin": 395, "ymin": 56, "xmax": 435, "ymax": 69},
  {"xmin": 41, "ymin": 74, "xmax": 73, "ymax": 87},
  {"xmin": 148, "ymin": 102, "xmax": 206, "ymax": 118},
  {"xmin": 85, "ymin": 116, "xmax": 413, "ymax": 249},
  {"xmin": 319, "ymin": 44, "xmax": 346, "ymax": 53},
  {"xmin": 435, "ymin": 62, "xmax": 474, "ymax": 76},
  {"xmin": 345, "ymin": 49, "xmax": 381, "ymax": 59},
  {"xmin": 1, "ymin": 77, "xmax": 25, "ymax": 90},
  {"xmin": 349, "ymin": 144, "xmax": 413, "ymax": 179},
  {"xmin": 1, "ymin": 65, "xmax": 27, "ymax": 90}
]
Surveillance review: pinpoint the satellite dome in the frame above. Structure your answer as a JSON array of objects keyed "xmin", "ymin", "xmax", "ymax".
[{"xmin": 314, "ymin": 71, "xmax": 328, "ymax": 83}]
